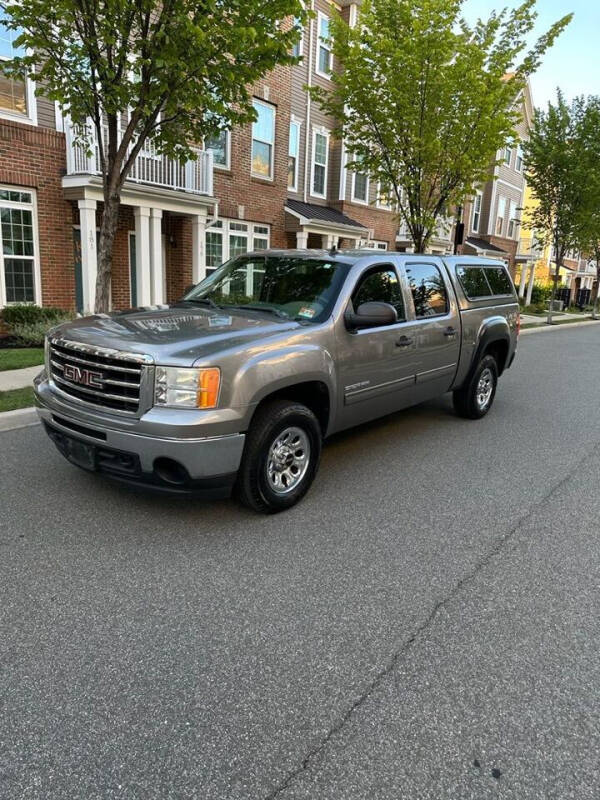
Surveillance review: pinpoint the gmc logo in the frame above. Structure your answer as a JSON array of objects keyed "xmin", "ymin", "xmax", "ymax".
[{"xmin": 63, "ymin": 364, "xmax": 104, "ymax": 389}]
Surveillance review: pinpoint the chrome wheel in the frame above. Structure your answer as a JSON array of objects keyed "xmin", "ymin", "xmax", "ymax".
[
  {"xmin": 476, "ymin": 367, "xmax": 494, "ymax": 411},
  {"xmin": 266, "ymin": 426, "xmax": 311, "ymax": 495}
]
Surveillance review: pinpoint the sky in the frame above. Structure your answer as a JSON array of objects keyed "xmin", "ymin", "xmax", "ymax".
[{"xmin": 462, "ymin": 0, "xmax": 600, "ymax": 109}]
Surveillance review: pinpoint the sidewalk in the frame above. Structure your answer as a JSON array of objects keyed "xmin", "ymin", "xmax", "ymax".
[
  {"xmin": 0, "ymin": 364, "xmax": 41, "ymax": 391},
  {"xmin": 520, "ymin": 311, "xmax": 599, "ymax": 329}
]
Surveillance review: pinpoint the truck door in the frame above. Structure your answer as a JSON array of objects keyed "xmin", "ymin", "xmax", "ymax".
[
  {"xmin": 335, "ymin": 263, "xmax": 421, "ymax": 430},
  {"xmin": 403, "ymin": 260, "xmax": 461, "ymax": 400}
]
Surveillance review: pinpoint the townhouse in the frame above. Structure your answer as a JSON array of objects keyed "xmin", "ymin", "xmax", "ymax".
[
  {"xmin": 0, "ymin": 4, "xmax": 535, "ymax": 316},
  {"xmin": 461, "ymin": 81, "xmax": 534, "ymax": 277}
]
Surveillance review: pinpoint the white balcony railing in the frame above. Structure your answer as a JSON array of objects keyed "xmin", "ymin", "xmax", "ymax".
[{"xmin": 65, "ymin": 122, "xmax": 214, "ymax": 197}]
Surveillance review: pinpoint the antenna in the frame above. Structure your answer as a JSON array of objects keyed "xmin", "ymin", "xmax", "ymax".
[{"xmin": 328, "ymin": 245, "xmax": 338, "ymax": 256}]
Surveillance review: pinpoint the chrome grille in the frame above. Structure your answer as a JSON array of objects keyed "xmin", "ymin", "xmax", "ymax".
[{"xmin": 48, "ymin": 338, "xmax": 152, "ymax": 415}]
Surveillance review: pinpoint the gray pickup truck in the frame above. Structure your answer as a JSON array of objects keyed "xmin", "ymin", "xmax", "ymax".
[{"xmin": 34, "ymin": 250, "xmax": 519, "ymax": 512}]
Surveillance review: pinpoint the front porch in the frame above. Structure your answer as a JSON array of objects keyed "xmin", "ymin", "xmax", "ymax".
[{"xmin": 63, "ymin": 124, "xmax": 217, "ymax": 312}]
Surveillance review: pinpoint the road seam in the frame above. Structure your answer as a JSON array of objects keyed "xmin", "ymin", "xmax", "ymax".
[{"xmin": 264, "ymin": 438, "xmax": 600, "ymax": 799}]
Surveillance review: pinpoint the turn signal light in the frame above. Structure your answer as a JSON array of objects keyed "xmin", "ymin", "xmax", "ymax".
[{"xmin": 198, "ymin": 368, "xmax": 221, "ymax": 409}]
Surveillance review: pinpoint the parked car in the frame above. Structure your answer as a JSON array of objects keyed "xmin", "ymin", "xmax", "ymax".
[{"xmin": 34, "ymin": 251, "xmax": 519, "ymax": 513}]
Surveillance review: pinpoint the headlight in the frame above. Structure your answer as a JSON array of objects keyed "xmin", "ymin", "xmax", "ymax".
[{"xmin": 154, "ymin": 367, "xmax": 221, "ymax": 409}]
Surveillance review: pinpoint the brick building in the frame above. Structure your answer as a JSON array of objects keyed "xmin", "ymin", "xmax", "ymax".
[{"xmin": 0, "ymin": 4, "xmax": 532, "ymax": 314}]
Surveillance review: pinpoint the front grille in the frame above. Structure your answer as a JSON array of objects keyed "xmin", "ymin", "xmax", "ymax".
[{"xmin": 48, "ymin": 338, "xmax": 150, "ymax": 414}]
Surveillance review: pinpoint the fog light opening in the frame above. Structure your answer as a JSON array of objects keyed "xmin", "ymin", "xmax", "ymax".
[{"xmin": 154, "ymin": 457, "xmax": 189, "ymax": 486}]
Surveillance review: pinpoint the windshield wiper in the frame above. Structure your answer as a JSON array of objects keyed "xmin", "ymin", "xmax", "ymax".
[
  {"xmin": 229, "ymin": 304, "xmax": 290, "ymax": 319},
  {"xmin": 186, "ymin": 297, "xmax": 222, "ymax": 311}
]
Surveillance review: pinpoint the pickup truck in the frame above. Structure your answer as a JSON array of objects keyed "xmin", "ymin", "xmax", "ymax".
[{"xmin": 34, "ymin": 251, "xmax": 519, "ymax": 513}]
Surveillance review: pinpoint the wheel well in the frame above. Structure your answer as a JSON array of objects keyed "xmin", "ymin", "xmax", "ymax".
[
  {"xmin": 252, "ymin": 382, "xmax": 330, "ymax": 435},
  {"xmin": 483, "ymin": 339, "xmax": 509, "ymax": 375}
]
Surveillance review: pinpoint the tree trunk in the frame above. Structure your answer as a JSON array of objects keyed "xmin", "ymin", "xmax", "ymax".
[
  {"xmin": 547, "ymin": 261, "xmax": 560, "ymax": 325},
  {"xmin": 94, "ymin": 187, "xmax": 121, "ymax": 313}
]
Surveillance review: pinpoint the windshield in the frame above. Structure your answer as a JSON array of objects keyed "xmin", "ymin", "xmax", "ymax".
[{"xmin": 184, "ymin": 254, "xmax": 350, "ymax": 322}]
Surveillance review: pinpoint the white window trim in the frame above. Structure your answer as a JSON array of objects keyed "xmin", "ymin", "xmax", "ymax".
[
  {"xmin": 507, "ymin": 201, "xmax": 519, "ymax": 239},
  {"xmin": 361, "ymin": 239, "xmax": 388, "ymax": 251},
  {"xmin": 351, "ymin": 170, "xmax": 370, "ymax": 205},
  {"xmin": 0, "ymin": 53, "xmax": 37, "ymax": 126},
  {"xmin": 206, "ymin": 129, "xmax": 231, "ymax": 171},
  {"xmin": 251, "ymin": 99, "xmax": 276, "ymax": 181},
  {"xmin": 0, "ymin": 185, "xmax": 41, "ymax": 308},
  {"xmin": 515, "ymin": 143, "xmax": 524, "ymax": 173},
  {"xmin": 472, "ymin": 192, "xmax": 482, "ymax": 233},
  {"xmin": 504, "ymin": 146, "xmax": 513, "ymax": 167},
  {"xmin": 288, "ymin": 118, "xmax": 301, "ymax": 192},
  {"xmin": 376, "ymin": 182, "xmax": 393, "ymax": 210},
  {"xmin": 203, "ymin": 218, "xmax": 271, "ymax": 277},
  {"xmin": 315, "ymin": 11, "xmax": 332, "ymax": 79},
  {"xmin": 496, "ymin": 196, "xmax": 506, "ymax": 237},
  {"xmin": 310, "ymin": 127, "xmax": 330, "ymax": 199},
  {"xmin": 292, "ymin": 7, "xmax": 305, "ymax": 58}
]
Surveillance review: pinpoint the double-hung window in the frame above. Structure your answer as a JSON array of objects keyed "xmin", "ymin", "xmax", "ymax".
[
  {"xmin": 376, "ymin": 183, "xmax": 393, "ymax": 210},
  {"xmin": 0, "ymin": 12, "xmax": 36, "ymax": 123},
  {"xmin": 206, "ymin": 129, "xmax": 230, "ymax": 170},
  {"xmin": 472, "ymin": 193, "xmax": 482, "ymax": 232},
  {"xmin": 311, "ymin": 130, "xmax": 329, "ymax": 198},
  {"xmin": 292, "ymin": 14, "xmax": 304, "ymax": 58},
  {"xmin": 0, "ymin": 188, "xmax": 38, "ymax": 306},
  {"xmin": 352, "ymin": 163, "xmax": 369, "ymax": 204},
  {"xmin": 507, "ymin": 200, "xmax": 519, "ymax": 238},
  {"xmin": 496, "ymin": 196, "xmax": 506, "ymax": 236},
  {"xmin": 316, "ymin": 13, "xmax": 332, "ymax": 77},
  {"xmin": 516, "ymin": 142, "xmax": 524, "ymax": 172},
  {"xmin": 251, "ymin": 100, "xmax": 276, "ymax": 180},
  {"xmin": 288, "ymin": 120, "xmax": 301, "ymax": 191},
  {"xmin": 504, "ymin": 146, "xmax": 512, "ymax": 166}
]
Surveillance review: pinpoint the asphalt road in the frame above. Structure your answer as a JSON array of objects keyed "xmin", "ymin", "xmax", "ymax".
[{"xmin": 2, "ymin": 325, "xmax": 600, "ymax": 800}]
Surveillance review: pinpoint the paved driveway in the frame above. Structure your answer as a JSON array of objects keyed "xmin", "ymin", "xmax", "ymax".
[{"xmin": 2, "ymin": 326, "xmax": 600, "ymax": 799}]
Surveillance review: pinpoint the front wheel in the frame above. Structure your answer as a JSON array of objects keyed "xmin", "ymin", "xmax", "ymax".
[
  {"xmin": 453, "ymin": 355, "xmax": 498, "ymax": 419},
  {"xmin": 235, "ymin": 399, "xmax": 322, "ymax": 513}
]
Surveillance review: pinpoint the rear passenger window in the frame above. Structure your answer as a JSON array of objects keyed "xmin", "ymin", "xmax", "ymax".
[
  {"xmin": 456, "ymin": 267, "xmax": 491, "ymax": 298},
  {"xmin": 352, "ymin": 266, "xmax": 405, "ymax": 320},
  {"xmin": 406, "ymin": 263, "xmax": 449, "ymax": 318},
  {"xmin": 485, "ymin": 267, "xmax": 513, "ymax": 295}
]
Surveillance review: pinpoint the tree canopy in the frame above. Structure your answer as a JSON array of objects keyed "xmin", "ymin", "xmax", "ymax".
[
  {"xmin": 523, "ymin": 92, "xmax": 600, "ymax": 322},
  {"xmin": 0, "ymin": 0, "xmax": 305, "ymax": 311},
  {"xmin": 311, "ymin": 0, "xmax": 571, "ymax": 253}
]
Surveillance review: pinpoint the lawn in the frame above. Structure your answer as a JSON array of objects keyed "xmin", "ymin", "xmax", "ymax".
[
  {"xmin": 0, "ymin": 347, "xmax": 44, "ymax": 372},
  {"xmin": 0, "ymin": 387, "xmax": 35, "ymax": 412}
]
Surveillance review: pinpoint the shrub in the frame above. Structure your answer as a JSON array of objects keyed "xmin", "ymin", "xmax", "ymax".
[
  {"xmin": 1, "ymin": 304, "xmax": 71, "ymax": 328},
  {"xmin": 529, "ymin": 283, "xmax": 553, "ymax": 306},
  {"xmin": 11, "ymin": 314, "xmax": 74, "ymax": 346}
]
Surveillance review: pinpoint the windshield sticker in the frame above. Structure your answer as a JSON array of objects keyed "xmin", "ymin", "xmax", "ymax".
[
  {"xmin": 208, "ymin": 315, "xmax": 233, "ymax": 328},
  {"xmin": 297, "ymin": 307, "xmax": 316, "ymax": 319}
]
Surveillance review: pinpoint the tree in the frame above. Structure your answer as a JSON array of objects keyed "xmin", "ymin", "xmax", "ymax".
[
  {"xmin": 310, "ymin": 0, "xmax": 571, "ymax": 253},
  {"xmin": 523, "ymin": 93, "xmax": 600, "ymax": 324},
  {"xmin": 573, "ymin": 98, "xmax": 600, "ymax": 319},
  {"xmin": 0, "ymin": 0, "xmax": 305, "ymax": 312}
]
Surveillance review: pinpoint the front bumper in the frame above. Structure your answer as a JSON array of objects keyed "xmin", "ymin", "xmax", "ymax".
[{"xmin": 34, "ymin": 375, "xmax": 246, "ymax": 496}]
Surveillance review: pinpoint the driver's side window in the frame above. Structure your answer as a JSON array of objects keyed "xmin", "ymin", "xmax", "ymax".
[{"xmin": 352, "ymin": 266, "xmax": 406, "ymax": 321}]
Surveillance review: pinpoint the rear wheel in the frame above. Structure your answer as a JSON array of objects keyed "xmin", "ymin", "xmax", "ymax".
[
  {"xmin": 235, "ymin": 399, "xmax": 322, "ymax": 513},
  {"xmin": 453, "ymin": 354, "xmax": 498, "ymax": 419}
]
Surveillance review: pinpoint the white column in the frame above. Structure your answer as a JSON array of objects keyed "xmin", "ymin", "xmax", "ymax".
[
  {"xmin": 192, "ymin": 211, "xmax": 208, "ymax": 285},
  {"xmin": 78, "ymin": 198, "xmax": 97, "ymax": 313},
  {"xmin": 519, "ymin": 263, "xmax": 528, "ymax": 298},
  {"xmin": 526, "ymin": 262, "xmax": 536, "ymax": 306},
  {"xmin": 134, "ymin": 207, "xmax": 152, "ymax": 306},
  {"xmin": 324, "ymin": 234, "xmax": 339, "ymax": 249},
  {"xmin": 296, "ymin": 230, "xmax": 308, "ymax": 249},
  {"xmin": 149, "ymin": 208, "xmax": 163, "ymax": 305}
]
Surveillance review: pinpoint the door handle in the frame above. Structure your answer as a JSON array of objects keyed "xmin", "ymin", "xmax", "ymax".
[
  {"xmin": 444, "ymin": 326, "xmax": 457, "ymax": 337},
  {"xmin": 396, "ymin": 335, "xmax": 414, "ymax": 348}
]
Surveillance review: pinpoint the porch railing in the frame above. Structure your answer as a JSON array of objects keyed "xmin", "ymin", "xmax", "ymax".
[{"xmin": 65, "ymin": 122, "xmax": 214, "ymax": 197}]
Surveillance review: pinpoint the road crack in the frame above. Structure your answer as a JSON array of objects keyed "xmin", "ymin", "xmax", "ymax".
[{"xmin": 265, "ymin": 439, "xmax": 600, "ymax": 799}]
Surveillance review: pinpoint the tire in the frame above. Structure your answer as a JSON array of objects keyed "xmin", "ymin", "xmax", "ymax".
[
  {"xmin": 235, "ymin": 399, "xmax": 322, "ymax": 513},
  {"xmin": 453, "ymin": 354, "xmax": 498, "ymax": 420}
]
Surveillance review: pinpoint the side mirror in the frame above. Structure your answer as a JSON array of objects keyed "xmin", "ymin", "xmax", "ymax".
[{"xmin": 345, "ymin": 301, "xmax": 398, "ymax": 330}]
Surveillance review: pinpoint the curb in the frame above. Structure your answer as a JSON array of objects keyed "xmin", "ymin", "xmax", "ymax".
[
  {"xmin": 520, "ymin": 319, "xmax": 600, "ymax": 335},
  {"xmin": 0, "ymin": 406, "xmax": 39, "ymax": 433}
]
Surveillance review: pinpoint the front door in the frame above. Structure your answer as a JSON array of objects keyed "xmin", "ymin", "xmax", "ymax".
[
  {"xmin": 335, "ymin": 263, "xmax": 421, "ymax": 430},
  {"xmin": 403, "ymin": 261, "xmax": 461, "ymax": 399}
]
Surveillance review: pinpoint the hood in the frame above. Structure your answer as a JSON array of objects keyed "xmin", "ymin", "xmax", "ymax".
[{"xmin": 50, "ymin": 303, "xmax": 303, "ymax": 365}]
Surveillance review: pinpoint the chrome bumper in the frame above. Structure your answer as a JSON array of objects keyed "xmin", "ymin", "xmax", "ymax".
[{"xmin": 34, "ymin": 375, "xmax": 245, "ymax": 484}]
